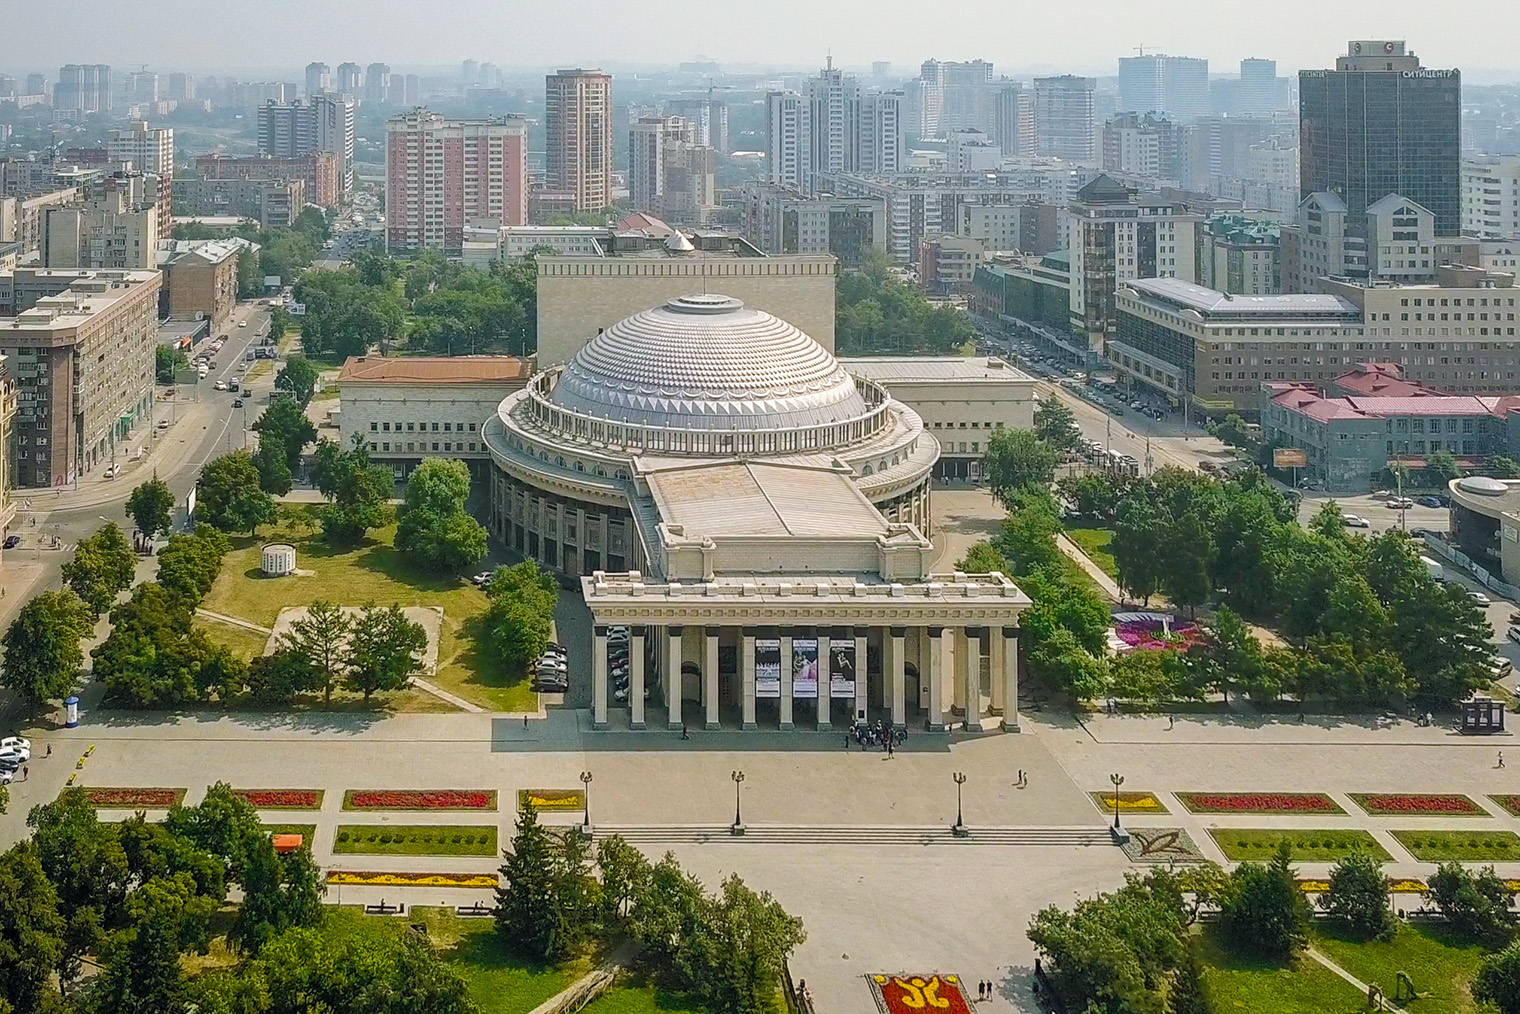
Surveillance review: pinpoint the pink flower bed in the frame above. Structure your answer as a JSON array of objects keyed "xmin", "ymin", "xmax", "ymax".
[{"xmin": 1114, "ymin": 619, "xmax": 1203, "ymax": 651}]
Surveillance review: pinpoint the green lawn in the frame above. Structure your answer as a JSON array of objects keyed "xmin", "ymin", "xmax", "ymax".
[
  {"xmin": 1198, "ymin": 926, "xmax": 1368, "ymax": 1013},
  {"xmin": 334, "ymin": 824, "xmax": 498, "ymax": 857},
  {"xmin": 199, "ymin": 521, "xmax": 536, "ymax": 712},
  {"xmin": 1314, "ymin": 923, "xmax": 1486, "ymax": 1014},
  {"xmin": 1063, "ymin": 524, "xmax": 1118, "ymax": 579},
  {"xmin": 1209, "ymin": 829, "xmax": 1392, "ymax": 863},
  {"xmin": 192, "ymin": 616, "xmax": 271, "ymax": 661},
  {"xmin": 578, "ymin": 985, "xmax": 705, "ymax": 1014},
  {"xmin": 323, "ymin": 906, "xmax": 574, "ymax": 1014},
  {"xmin": 1392, "ymin": 829, "xmax": 1520, "ymax": 862}
]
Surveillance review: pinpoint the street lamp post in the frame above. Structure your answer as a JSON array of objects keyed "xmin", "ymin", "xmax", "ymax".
[
  {"xmin": 1110, "ymin": 773, "xmax": 1125, "ymax": 830},
  {"xmin": 579, "ymin": 771, "xmax": 593, "ymax": 835},
  {"xmin": 730, "ymin": 770, "xmax": 745, "ymax": 835},
  {"xmin": 952, "ymin": 772, "xmax": 968, "ymax": 837}
]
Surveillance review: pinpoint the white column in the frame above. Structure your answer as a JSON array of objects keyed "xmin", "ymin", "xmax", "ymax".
[
  {"xmin": 852, "ymin": 628, "xmax": 868, "ymax": 725},
  {"xmin": 592, "ymin": 625, "xmax": 608, "ymax": 728},
  {"xmin": 1002, "ymin": 626, "xmax": 1021, "ymax": 733},
  {"xmin": 667, "ymin": 625, "xmax": 685, "ymax": 729},
  {"xmin": 890, "ymin": 626, "xmax": 907, "ymax": 729},
  {"xmin": 965, "ymin": 627, "xmax": 986, "ymax": 733},
  {"xmin": 742, "ymin": 629, "xmax": 757, "ymax": 730},
  {"xmin": 630, "ymin": 626, "xmax": 646, "ymax": 729},
  {"xmin": 816, "ymin": 629, "xmax": 832, "ymax": 731},
  {"xmin": 953, "ymin": 627, "xmax": 970, "ymax": 720},
  {"xmin": 917, "ymin": 628, "xmax": 931, "ymax": 709},
  {"xmin": 705, "ymin": 627, "xmax": 720, "ymax": 730},
  {"xmin": 926, "ymin": 626, "xmax": 947, "ymax": 731},
  {"xmin": 779, "ymin": 630, "xmax": 794, "ymax": 730},
  {"xmin": 990, "ymin": 627, "xmax": 1006, "ymax": 714}
]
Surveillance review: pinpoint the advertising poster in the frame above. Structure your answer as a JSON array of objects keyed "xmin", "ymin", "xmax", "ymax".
[
  {"xmin": 755, "ymin": 638, "xmax": 781, "ymax": 698},
  {"xmin": 829, "ymin": 641, "xmax": 856, "ymax": 697},
  {"xmin": 793, "ymin": 638, "xmax": 819, "ymax": 698}
]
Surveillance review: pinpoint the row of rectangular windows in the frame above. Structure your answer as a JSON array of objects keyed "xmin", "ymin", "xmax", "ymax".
[
  {"xmin": 371, "ymin": 441, "xmax": 479, "ymax": 454},
  {"xmin": 370, "ymin": 420, "xmax": 477, "ymax": 433}
]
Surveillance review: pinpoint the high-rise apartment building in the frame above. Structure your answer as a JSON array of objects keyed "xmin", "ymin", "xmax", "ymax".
[
  {"xmin": 259, "ymin": 95, "xmax": 355, "ymax": 197},
  {"xmin": 765, "ymin": 63, "xmax": 902, "ymax": 193},
  {"xmin": 305, "ymin": 62, "xmax": 330, "ymax": 98},
  {"xmin": 107, "ymin": 121, "xmax": 174, "ymax": 235},
  {"xmin": 385, "ymin": 110, "xmax": 528, "ymax": 254},
  {"xmin": 1300, "ymin": 40, "xmax": 1461, "ymax": 236},
  {"xmin": 336, "ymin": 62, "xmax": 363, "ymax": 95},
  {"xmin": 766, "ymin": 92, "xmax": 808, "ymax": 188},
  {"xmin": 55, "ymin": 64, "xmax": 111, "ymax": 115},
  {"xmin": 665, "ymin": 98, "xmax": 729, "ymax": 153},
  {"xmin": 165, "ymin": 73, "xmax": 195, "ymax": 101},
  {"xmin": 364, "ymin": 63, "xmax": 391, "ymax": 105},
  {"xmin": 42, "ymin": 174, "xmax": 161, "ymax": 270},
  {"xmin": 0, "ymin": 268, "xmax": 160, "ymax": 487},
  {"xmin": 388, "ymin": 74, "xmax": 420, "ymax": 106},
  {"xmin": 909, "ymin": 59, "xmax": 996, "ymax": 137},
  {"xmin": 25, "ymin": 74, "xmax": 47, "ymax": 97},
  {"xmin": 128, "ymin": 71, "xmax": 158, "ymax": 105},
  {"xmin": 1463, "ymin": 157, "xmax": 1520, "ymax": 239},
  {"xmin": 1102, "ymin": 113, "xmax": 1184, "ymax": 180},
  {"xmin": 545, "ymin": 69, "xmax": 613, "ymax": 212},
  {"xmin": 1034, "ymin": 76, "xmax": 1097, "ymax": 162},
  {"xmin": 992, "ymin": 82, "xmax": 1036, "ymax": 157},
  {"xmin": 197, "ymin": 153, "xmax": 339, "ymax": 209},
  {"xmin": 1236, "ymin": 59, "xmax": 1279, "ymax": 117},
  {"xmin": 628, "ymin": 115, "xmax": 694, "ymax": 213},
  {"xmin": 1117, "ymin": 55, "xmax": 1210, "ymax": 120}
]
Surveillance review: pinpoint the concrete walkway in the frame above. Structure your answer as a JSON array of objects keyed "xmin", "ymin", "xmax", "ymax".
[
  {"xmin": 196, "ymin": 609, "xmax": 274, "ymax": 634},
  {"xmin": 1305, "ymin": 947, "xmax": 1387, "ymax": 1009},
  {"xmin": 1056, "ymin": 532, "xmax": 1124, "ymax": 601},
  {"xmin": 410, "ymin": 678, "xmax": 484, "ymax": 714}
]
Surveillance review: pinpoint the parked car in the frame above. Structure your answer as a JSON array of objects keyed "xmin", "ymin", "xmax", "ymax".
[
  {"xmin": 470, "ymin": 572, "xmax": 493, "ymax": 588},
  {"xmin": 0, "ymin": 768, "xmax": 11, "ymax": 786},
  {"xmin": 157, "ymin": 419, "xmax": 171, "ymax": 430},
  {"xmin": 1342, "ymin": 514, "xmax": 1371, "ymax": 528},
  {"xmin": 1510, "ymin": 610, "xmax": 1520, "ymax": 626},
  {"xmin": 0, "ymin": 747, "xmax": 28, "ymax": 767},
  {"xmin": 238, "ymin": 320, "xmax": 248, "ymax": 327},
  {"xmin": 1508, "ymin": 626, "xmax": 1520, "ymax": 645},
  {"xmin": 1471, "ymin": 591, "xmax": 1493, "ymax": 606},
  {"xmin": 1416, "ymin": 496, "xmax": 1446, "ymax": 508},
  {"xmin": 0, "ymin": 737, "xmax": 29, "ymax": 758},
  {"xmin": 3, "ymin": 535, "xmax": 20, "ymax": 549},
  {"xmin": 1386, "ymin": 496, "xmax": 1415, "ymax": 509}
]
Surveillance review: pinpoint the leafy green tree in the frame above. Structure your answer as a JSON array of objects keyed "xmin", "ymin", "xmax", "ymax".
[
  {"xmin": 93, "ymin": 874, "xmax": 203, "ymax": 1014},
  {"xmin": 26, "ymin": 789, "xmax": 129, "ymax": 983},
  {"xmin": 983, "ymin": 428, "xmax": 1056, "ymax": 508},
  {"xmin": 1320, "ymin": 851, "xmax": 1394, "ymax": 940},
  {"xmin": 1309, "ymin": 499, "xmax": 1347, "ymax": 539},
  {"xmin": 485, "ymin": 561, "xmax": 558, "ymax": 672},
  {"xmin": 1168, "ymin": 939, "xmax": 1216, "ymax": 1014},
  {"xmin": 1425, "ymin": 448, "xmax": 1461, "ymax": 483},
  {"xmin": 552, "ymin": 827, "xmax": 603, "ymax": 956},
  {"xmin": 1209, "ymin": 413, "xmax": 1255, "ymax": 449},
  {"xmin": 229, "ymin": 836, "xmax": 324, "ymax": 954},
  {"xmin": 1475, "ymin": 940, "xmax": 1520, "ymax": 1014},
  {"xmin": 125, "ymin": 475, "xmax": 175, "ymax": 540},
  {"xmin": 1219, "ymin": 841, "xmax": 1310, "ymax": 958},
  {"xmin": 314, "ymin": 442, "xmax": 393, "ymax": 546},
  {"xmin": 197, "ymin": 451, "xmax": 278, "ymax": 534},
  {"xmin": 0, "ymin": 590, "xmax": 94, "ymax": 709},
  {"xmin": 281, "ymin": 600, "xmax": 351, "ymax": 707},
  {"xmin": 685, "ymin": 875, "xmax": 807, "ymax": 1014},
  {"xmin": 344, "ymin": 603, "xmax": 428, "ymax": 699},
  {"xmin": 266, "ymin": 304, "xmax": 291, "ymax": 345},
  {"xmin": 94, "ymin": 584, "xmax": 229, "ymax": 709},
  {"xmin": 1426, "ymin": 862, "xmax": 1516, "ymax": 947},
  {"xmin": 155, "ymin": 343, "xmax": 188, "ymax": 383},
  {"xmin": 395, "ymin": 459, "xmax": 488, "ymax": 574},
  {"xmin": 273, "ymin": 355, "xmax": 320, "ymax": 407},
  {"xmin": 957, "ymin": 540, "xmax": 1009, "ymax": 574},
  {"xmin": 62, "ymin": 522, "xmax": 137, "ymax": 616},
  {"xmin": 252, "ymin": 439, "xmax": 293, "ymax": 496},
  {"xmin": 245, "ymin": 649, "xmax": 320, "ymax": 706},
  {"xmin": 993, "ymin": 487, "xmax": 1067, "ymax": 575},
  {"xmin": 1034, "ymin": 396, "xmax": 1081, "ymax": 453},
  {"xmin": 495, "ymin": 802, "xmax": 562, "ymax": 960},
  {"xmin": 252, "ymin": 395, "xmax": 317, "ymax": 474},
  {"xmin": 155, "ymin": 524, "xmax": 230, "ymax": 606},
  {"xmin": 1057, "ymin": 472, "xmax": 1130, "ymax": 523},
  {"xmin": 1112, "ymin": 494, "xmax": 1164, "ymax": 605},
  {"xmin": 1485, "ymin": 455, "xmax": 1520, "ymax": 479},
  {"xmin": 0, "ymin": 841, "xmax": 66, "ymax": 1013},
  {"xmin": 597, "ymin": 834, "xmax": 652, "ymax": 931}
]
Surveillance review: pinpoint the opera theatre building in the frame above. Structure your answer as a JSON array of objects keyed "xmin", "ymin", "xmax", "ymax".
[{"xmin": 484, "ymin": 293, "xmax": 1028, "ymax": 733}]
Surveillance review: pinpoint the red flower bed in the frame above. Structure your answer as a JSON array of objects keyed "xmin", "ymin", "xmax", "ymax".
[
  {"xmin": 1176, "ymin": 792, "xmax": 1343, "ymax": 814},
  {"xmin": 1492, "ymin": 795, "xmax": 1520, "ymax": 817},
  {"xmin": 346, "ymin": 789, "xmax": 495, "ymax": 810},
  {"xmin": 233, "ymin": 789, "xmax": 322, "ymax": 810},
  {"xmin": 86, "ymin": 788, "xmax": 183, "ymax": 808},
  {"xmin": 1352, "ymin": 793, "xmax": 1485, "ymax": 816}
]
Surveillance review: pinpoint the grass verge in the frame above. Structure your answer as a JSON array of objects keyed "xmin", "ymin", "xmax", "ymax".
[
  {"xmin": 1198, "ymin": 925, "xmax": 1368, "ymax": 1013},
  {"xmin": 334, "ymin": 824, "xmax": 498, "ymax": 857},
  {"xmin": 1063, "ymin": 524, "xmax": 1118, "ymax": 579},
  {"xmin": 1391, "ymin": 829, "xmax": 1520, "ymax": 862},
  {"xmin": 1313, "ymin": 922, "xmax": 1485, "ymax": 1014},
  {"xmin": 1208, "ymin": 828, "xmax": 1391, "ymax": 863}
]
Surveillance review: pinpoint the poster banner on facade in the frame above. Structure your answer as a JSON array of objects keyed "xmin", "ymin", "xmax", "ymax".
[
  {"xmin": 792, "ymin": 638, "xmax": 819, "ymax": 699},
  {"xmin": 829, "ymin": 641, "xmax": 856, "ymax": 697},
  {"xmin": 1272, "ymin": 448, "xmax": 1308, "ymax": 469},
  {"xmin": 755, "ymin": 638, "xmax": 781, "ymax": 698}
]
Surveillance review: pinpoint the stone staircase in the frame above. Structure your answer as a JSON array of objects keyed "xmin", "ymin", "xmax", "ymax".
[{"xmin": 591, "ymin": 824, "xmax": 1116, "ymax": 847}]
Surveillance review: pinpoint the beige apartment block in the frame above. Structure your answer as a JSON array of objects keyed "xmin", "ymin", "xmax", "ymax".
[{"xmin": 0, "ymin": 269, "xmax": 160, "ymax": 487}]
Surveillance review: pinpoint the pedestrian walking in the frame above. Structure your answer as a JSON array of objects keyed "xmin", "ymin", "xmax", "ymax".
[
  {"xmin": 977, "ymin": 981, "xmax": 985, "ymax": 1000},
  {"xmin": 1501, "ymin": 751, "xmax": 1506, "ymax": 769},
  {"xmin": 1168, "ymin": 714, "xmax": 1174, "ymax": 730},
  {"xmin": 523, "ymin": 715, "xmax": 528, "ymax": 729},
  {"xmin": 46, "ymin": 743, "xmax": 51, "ymax": 758},
  {"xmin": 22, "ymin": 765, "xmax": 28, "ymax": 781},
  {"xmin": 844, "ymin": 734, "xmax": 850, "ymax": 750},
  {"xmin": 681, "ymin": 723, "xmax": 689, "ymax": 741}
]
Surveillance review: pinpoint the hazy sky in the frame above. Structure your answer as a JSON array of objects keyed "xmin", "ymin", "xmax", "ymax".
[{"xmin": 9, "ymin": 0, "xmax": 1517, "ymax": 79}]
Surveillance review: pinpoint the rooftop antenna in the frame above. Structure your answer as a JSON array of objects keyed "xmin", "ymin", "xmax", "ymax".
[{"xmin": 827, "ymin": 50, "xmax": 833, "ymax": 71}]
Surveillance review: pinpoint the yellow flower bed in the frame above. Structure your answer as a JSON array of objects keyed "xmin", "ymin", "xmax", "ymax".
[
  {"xmin": 1297, "ymin": 878, "xmax": 1443, "ymax": 894},
  {"xmin": 518, "ymin": 788, "xmax": 585, "ymax": 812},
  {"xmin": 1089, "ymin": 791, "xmax": 1168, "ymax": 814},
  {"xmin": 326, "ymin": 871, "xmax": 498, "ymax": 888}
]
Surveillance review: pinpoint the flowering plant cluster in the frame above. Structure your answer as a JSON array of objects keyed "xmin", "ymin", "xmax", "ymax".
[
  {"xmin": 1351, "ymin": 793, "xmax": 1484, "ymax": 816},
  {"xmin": 1089, "ymin": 791, "xmax": 1168, "ymax": 814},
  {"xmin": 233, "ymin": 789, "xmax": 323, "ymax": 810},
  {"xmin": 1113, "ymin": 620, "xmax": 1203, "ymax": 652},
  {"xmin": 1490, "ymin": 795, "xmax": 1520, "ymax": 817},
  {"xmin": 346, "ymin": 789, "xmax": 495, "ymax": 810},
  {"xmin": 1177, "ymin": 791, "xmax": 1343, "ymax": 814},
  {"xmin": 85, "ymin": 788, "xmax": 184, "ymax": 808},
  {"xmin": 326, "ymin": 871, "xmax": 498, "ymax": 888}
]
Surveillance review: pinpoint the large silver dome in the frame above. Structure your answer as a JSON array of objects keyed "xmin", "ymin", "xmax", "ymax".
[{"xmin": 549, "ymin": 294, "xmax": 871, "ymax": 431}]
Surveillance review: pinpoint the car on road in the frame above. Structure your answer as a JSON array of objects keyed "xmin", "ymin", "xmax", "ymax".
[
  {"xmin": 238, "ymin": 320, "xmax": 247, "ymax": 327},
  {"xmin": 232, "ymin": 398, "xmax": 244, "ymax": 408},
  {"xmin": 156, "ymin": 419, "xmax": 171, "ymax": 429},
  {"xmin": 1471, "ymin": 591, "xmax": 1493, "ymax": 605},
  {"xmin": 1342, "ymin": 514, "xmax": 1371, "ymax": 528},
  {"xmin": 103, "ymin": 463, "xmax": 121, "ymax": 478},
  {"xmin": 1386, "ymin": 496, "xmax": 1415, "ymax": 509},
  {"xmin": 3, "ymin": 535, "xmax": 20, "ymax": 549},
  {"xmin": 1416, "ymin": 495, "xmax": 1446, "ymax": 508},
  {"xmin": 1509, "ymin": 626, "xmax": 1520, "ymax": 645},
  {"xmin": 213, "ymin": 380, "xmax": 227, "ymax": 391}
]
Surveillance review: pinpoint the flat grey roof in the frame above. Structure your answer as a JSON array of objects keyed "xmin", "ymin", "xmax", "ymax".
[
  {"xmin": 649, "ymin": 461, "xmax": 888, "ymax": 540},
  {"xmin": 1125, "ymin": 277, "xmax": 1362, "ymax": 318},
  {"xmin": 841, "ymin": 356, "xmax": 1034, "ymax": 383}
]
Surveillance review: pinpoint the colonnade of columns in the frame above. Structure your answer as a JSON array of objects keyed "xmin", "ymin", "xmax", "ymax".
[{"xmin": 590, "ymin": 622, "xmax": 1020, "ymax": 734}]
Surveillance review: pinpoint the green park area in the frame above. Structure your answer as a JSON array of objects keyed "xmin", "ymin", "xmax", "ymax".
[
  {"xmin": 1196, "ymin": 926, "xmax": 1366, "ymax": 1013},
  {"xmin": 333, "ymin": 824, "xmax": 498, "ymax": 857},
  {"xmin": 1391, "ymin": 829, "xmax": 1520, "ymax": 862},
  {"xmin": 1314, "ymin": 923, "xmax": 1487, "ymax": 1014},
  {"xmin": 1062, "ymin": 523, "xmax": 1118, "ymax": 579},
  {"xmin": 1209, "ymin": 829, "xmax": 1392, "ymax": 863},
  {"xmin": 198, "ymin": 519, "xmax": 537, "ymax": 712}
]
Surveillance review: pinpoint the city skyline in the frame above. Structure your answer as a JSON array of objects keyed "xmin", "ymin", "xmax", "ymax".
[{"xmin": 6, "ymin": 0, "xmax": 1516, "ymax": 80}]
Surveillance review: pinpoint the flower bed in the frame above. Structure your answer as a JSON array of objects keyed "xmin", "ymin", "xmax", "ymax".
[
  {"xmin": 342, "ymin": 789, "xmax": 497, "ymax": 811},
  {"xmin": 233, "ymin": 789, "xmax": 324, "ymax": 810},
  {"xmin": 1110, "ymin": 613, "xmax": 1204, "ymax": 653},
  {"xmin": 1297, "ymin": 878, "xmax": 1429, "ymax": 895},
  {"xmin": 517, "ymin": 788, "xmax": 586, "ymax": 812},
  {"xmin": 1208, "ymin": 829, "xmax": 1390, "ymax": 862},
  {"xmin": 1391, "ymin": 830, "xmax": 1520, "ymax": 862},
  {"xmin": 84, "ymin": 787, "xmax": 186, "ymax": 808},
  {"xmin": 326, "ymin": 871, "xmax": 498, "ymax": 888},
  {"xmin": 1489, "ymin": 795, "xmax": 1520, "ymax": 817},
  {"xmin": 1177, "ymin": 791, "xmax": 1344, "ymax": 815},
  {"xmin": 1350, "ymin": 793, "xmax": 1486, "ymax": 816},
  {"xmin": 1089, "ymin": 790, "xmax": 1169, "ymax": 815},
  {"xmin": 334, "ymin": 824, "xmax": 498, "ymax": 857}
]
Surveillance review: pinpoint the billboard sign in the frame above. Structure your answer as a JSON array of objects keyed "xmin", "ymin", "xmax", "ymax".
[
  {"xmin": 792, "ymin": 638, "xmax": 819, "ymax": 699},
  {"xmin": 1273, "ymin": 448, "xmax": 1308, "ymax": 469},
  {"xmin": 755, "ymin": 638, "xmax": 781, "ymax": 698},
  {"xmin": 829, "ymin": 641, "xmax": 856, "ymax": 696}
]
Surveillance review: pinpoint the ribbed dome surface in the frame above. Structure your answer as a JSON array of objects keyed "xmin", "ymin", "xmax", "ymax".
[{"xmin": 550, "ymin": 294, "xmax": 871, "ymax": 430}]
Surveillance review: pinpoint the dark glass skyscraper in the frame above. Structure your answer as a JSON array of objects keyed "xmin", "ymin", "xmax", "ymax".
[{"xmin": 1299, "ymin": 40, "xmax": 1460, "ymax": 236}]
